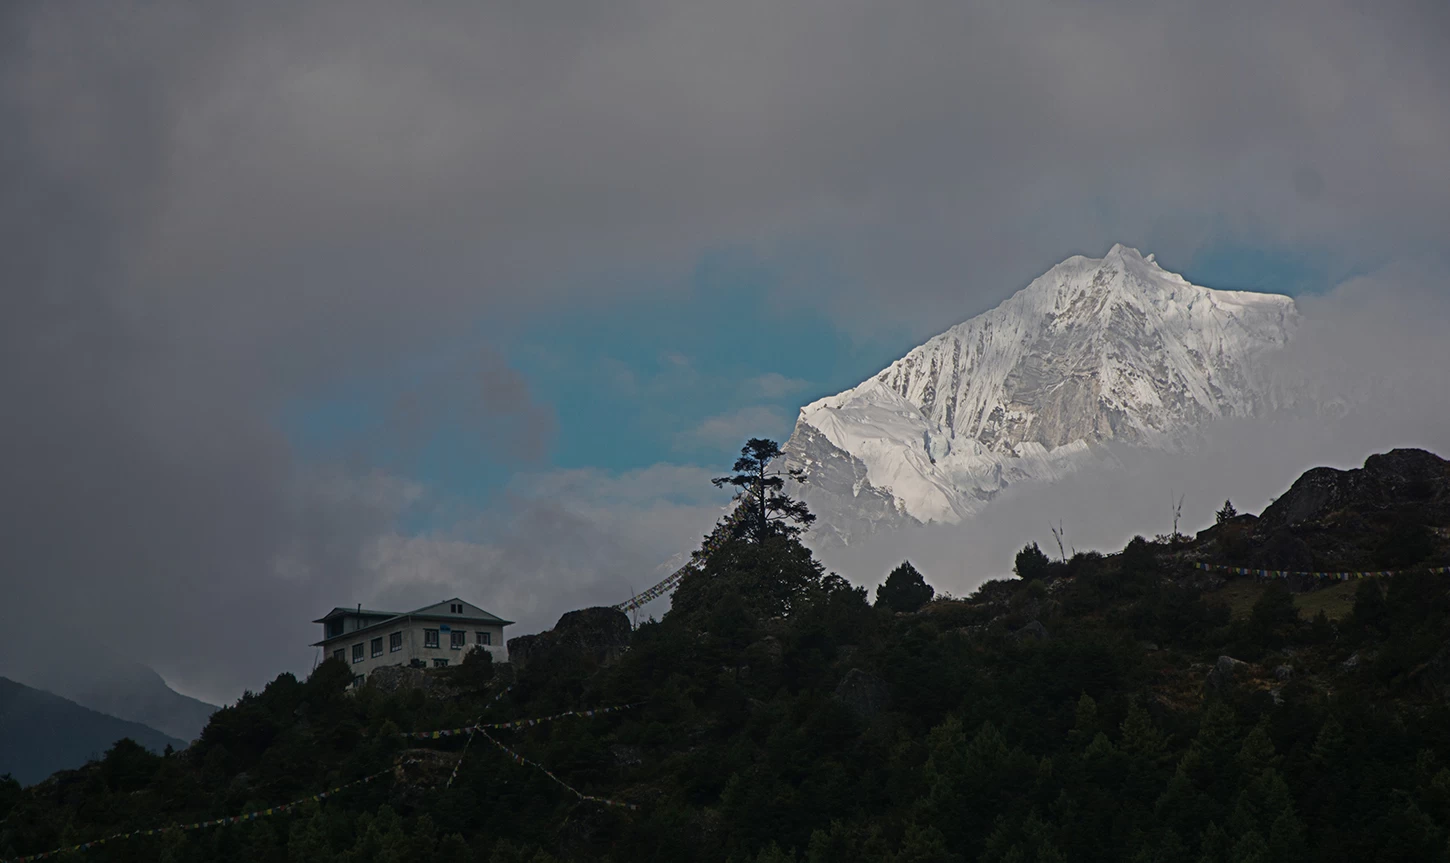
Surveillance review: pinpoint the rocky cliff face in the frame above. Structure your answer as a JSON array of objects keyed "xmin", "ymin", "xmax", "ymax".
[
  {"xmin": 783, "ymin": 244, "xmax": 1299, "ymax": 544},
  {"xmin": 507, "ymin": 607, "xmax": 631, "ymax": 670},
  {"xmin": 1257, "ymin": 448, "xmax": 1450, "ymax": 532},
  {"xmin": 1194, "ymin": 448, "xmax": 1450, "ymax": 574}
]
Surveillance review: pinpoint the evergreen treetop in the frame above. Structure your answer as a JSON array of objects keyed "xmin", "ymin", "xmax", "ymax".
[
  {"xmin": 875, "ymin": 561, "xmax": 935, "ymax": 613},
  {"xmin": 712, "ymin": 438, "xmax": 815, "ymax": 543}
]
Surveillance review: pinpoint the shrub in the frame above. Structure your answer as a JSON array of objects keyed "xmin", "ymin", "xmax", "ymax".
[
  {"xmin": 1248, "ymin": 581, "xmax": 1302, "ymax": 648},
  {"xmin": 875, "ymin": 561, "xmax": 936, "ymax": 613},
  {"xmin": 1375, "ymin": 520, "xmax": 1435, "ymax": 569},
  {"xmin": 1015, "ymin": 543, "xmax": 1052, "ymax": 581}
]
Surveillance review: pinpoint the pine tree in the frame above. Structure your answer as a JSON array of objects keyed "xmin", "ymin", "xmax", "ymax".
[
  {"xmin": 752, "ymin": 842, "xmax": 797, "ymax": 863},
  {"xmin": 875, "ymin": 561, "xmax": 935, "ymax": 612},
  {"xmin": 1069, "ymin": 694, "xmax": 1099, "ymax": 748},
  {"xmin": 1228, "ymin": 829, "xmax": 1269, "ymax": 863},
  {"xmin": 1154, "ymin": 829, "xmax": 1188, "ymax": 863},
  {"xmin": 1196, "ymin": 822, "xmax": 1230, "ymax": 863},
  {"xmin": 1350, "ymin": 579, "xmax": 1388, "ymax": 633},
  {"xmin": 1120, "ymin": 700, "xmax": 1169, "ymax": 761},
  {"xmin": 1216, "ymin": 500, "xmax": 1238, "ymax": 524},
  {"xmin": 1266, "ymin": 806, "xmax": 1308, "ymax": 862},
  {"xmin": 1235, "ymin": 723, "xmax": 1280, "ymax": 776},
  {"xmin": 895, "ymin": 822, "xmax": 953, "ymax": 863},
  {"xmin": 1310, "ymin": 716, "xmax": 1346, "ymax": 767},
  {"xmin": 713, "ymin": 438, "xmax": 815, "ymax": 543},
  {"xmin": 1249, "ymin": 582, "xmax": 1300, "ymax": 648}
]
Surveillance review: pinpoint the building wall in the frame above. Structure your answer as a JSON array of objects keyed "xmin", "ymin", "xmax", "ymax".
[
  {"xmin": 324, "ymin": 621, "xmax": 508, "ymax": 680},
  {"xmin": 323, "ymin": 613, "xmax": 395, "ymax": 640}
]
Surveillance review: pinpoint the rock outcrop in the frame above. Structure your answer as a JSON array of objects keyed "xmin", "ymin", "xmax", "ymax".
[
  {"xmin": 507, "ymin": 607, "xmax": 631, "ymax": 670},
  {"xmin": 1010, "ymin": 620, "xmax": 1050, "ymax": 642},
  {"xmin": 834, "ymin": 669, "xmax": 891, "ymax": 722},
  {"xmin": 1205, "ymin": 655, "xmax": 1251, "ymax": 695},
  {"xmin": 1194, "ymin": 449, "xmax": 1450, "ymax": 573},
  {"xmin": 1257, "ymin": 449, "xmax": 1450, "ymax": 531},
  {"xmin": 362, "ymin": 665, "xmax": 461, "ymax": 699}
]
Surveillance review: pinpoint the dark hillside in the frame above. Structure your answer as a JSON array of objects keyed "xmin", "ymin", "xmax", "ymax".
[
  {"xmin": 5, "ymin": 447, "xmax": 1450, "ymax": 863},
  {"xmin": 0, "ymin": 678, "xmax": 185, "ymax": 787}
]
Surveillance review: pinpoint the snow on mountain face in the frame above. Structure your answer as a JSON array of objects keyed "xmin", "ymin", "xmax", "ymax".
[{"xmin": 783, "ymin": 244, "xmax": 1299, "ymax": 541}]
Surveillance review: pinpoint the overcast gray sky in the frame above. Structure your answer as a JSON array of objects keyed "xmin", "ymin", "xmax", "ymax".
[{"xmin": 1, "ymin": 0, "xmax": 1447, "ymax": 704}]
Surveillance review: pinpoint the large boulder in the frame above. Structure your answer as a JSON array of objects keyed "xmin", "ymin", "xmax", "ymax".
[
  {"xmin": 1010, "ymin": 620, "xmax": 1050, "ymax": 642},
  {"xmin": 834, "ymin": 668, "xmax": 891, "ymax": 722},
  {"xmin": 1258, "ymin": 449, "xmax": 1450, "ymax": 531},
  {"xmin": 1204, "ymin": 655, "xmax": 1251, "ymax": 695},
  {"xmin": 507, "ymin": 606, "xmax": 631, "ymax": 670}
]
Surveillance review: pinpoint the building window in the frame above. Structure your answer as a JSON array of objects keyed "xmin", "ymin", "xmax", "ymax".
[
  {"xmin": 476, "ymin": 631, "xmax": 491, "ymax": 646},
  {"xmin": 450, "ymin": 630, "xmax": 466, "ymax": 650},
  {"xmin": 433, "ymin": 658, "xmax": 449, "ymax": 668},
  {"xmin": 389, "ymin": 631, "xmax": 402, "ymax": 652},
  {"xmin": 352, "ymin": 675, "xmax": 364, "ymax": 687},
  {"xmin": 450, "ymin": 602, "xmax": 463, "ymax": 613},
  {"xmin": 333, "ymin": 649, "xmax": 346, "ymax": 663},
  {"xmin": 352, "ymin": 643, "xmax": 364, "ymax": 663},
  {"xmin": 424, "ymin": 629, "xmax": 440, "ymax": 648},
  {"xmin": 370, "ymin": 637, "xmax": 383, "ymax": 658}
]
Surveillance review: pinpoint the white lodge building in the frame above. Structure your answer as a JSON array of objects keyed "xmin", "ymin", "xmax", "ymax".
[{"xmin": 312, "ymin": 598, "xmax": 512, "ymax": 684}]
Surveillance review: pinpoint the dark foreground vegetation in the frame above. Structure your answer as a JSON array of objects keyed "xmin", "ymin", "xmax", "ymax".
[{"xmin": 4, "ymin": 445, "xmax": 1450, "ymax": 863}]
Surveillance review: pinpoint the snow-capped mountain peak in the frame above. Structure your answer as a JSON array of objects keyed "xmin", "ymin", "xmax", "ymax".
[{"xmin": 783, "ymin": 244, "xmax": 1299, "ymax": 543}]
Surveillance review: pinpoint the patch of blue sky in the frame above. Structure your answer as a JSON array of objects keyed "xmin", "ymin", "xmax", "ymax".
[
  {"xmin": 280, "ymin": 348, "xmax": 518, "ymax": 522},
  {"xmin": 1183, "ymin": 243, "xmax": 1328, "ymax": 297},
  {"xmin": 1177, "ymin": 241, "xmax": 1373, "ymax": 297},
  {"xmin": 280, "ymin": 249, "xmax": 915, "ymax": 514},
  {"xmin": 497, "ymin": 249, "xmax": 910, "ymax": 473}
]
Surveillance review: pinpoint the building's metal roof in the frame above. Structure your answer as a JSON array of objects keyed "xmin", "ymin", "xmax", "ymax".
[
  {"xmin": 311, "ymin": 599, "xmax": 514, "ymax": 647},
  {"xmin": 311, "ymin": 607, "xmax": 401, "ymax": 624}
]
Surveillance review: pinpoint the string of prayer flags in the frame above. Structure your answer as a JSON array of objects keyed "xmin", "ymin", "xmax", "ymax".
[
  {"xmin": 446, "ymin": 685, "xmax": 513, "ymax": 788},
  {"xmin": 1194, "ymin": 562, "xmax": 1450, "ymax": 580},
  {"xmin": 401, "ymin": 702, "xmax": 640, "ymax": 740},
  {"xmin": 478, "ymin": 728, "xmax": 639, "ymax": 811},
  {"xmin": 614, "ymin": 504, "xmax": 750, "ymax": 612},
  {"xmin": 1, "ymin": 768, "xmax": 395, "ymax": 863},
  {"xmin": 615, "ymin": 566, "xmax": 688, "ymax": 612},
  {"xmin": 1, "ymin": 688, "xmax": 648, "ymax": 861}
]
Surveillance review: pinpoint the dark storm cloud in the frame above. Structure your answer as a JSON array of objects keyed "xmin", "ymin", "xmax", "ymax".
[{"xmin": 1, "ymin": 0, "xmax": 1446, "ymax": 701}]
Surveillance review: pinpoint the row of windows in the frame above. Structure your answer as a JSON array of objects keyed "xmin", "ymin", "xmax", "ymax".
[
  {"xmin": 422, "ymin": 629, "xmax": 491, "ymax": 649},
  {"xmin": 335, "ymin": 629, "xmax": 493, "ymax": 664}
]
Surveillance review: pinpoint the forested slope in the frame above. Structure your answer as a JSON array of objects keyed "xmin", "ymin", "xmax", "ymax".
[{"xmin": 4, "ymin": 448, "xmax": 1450, "ymax": 863}]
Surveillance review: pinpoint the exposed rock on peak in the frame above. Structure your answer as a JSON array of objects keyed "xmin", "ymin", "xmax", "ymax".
[{"xmin": 784, "ymin": 244, "xmax": 1298, "ymax": 544}]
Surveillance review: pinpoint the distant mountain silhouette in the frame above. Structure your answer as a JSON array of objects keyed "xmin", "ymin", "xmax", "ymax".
[
  {"xmin": 1, "ymin": 657, "xmax": 217, "ymax": 743},
  {"xmin": 0, "ymin": 677, "xmax": 185, "ymax": 786},
  {"xmin": 42, "ymin": 662, "xmax": 218, "ymax": 743}
]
